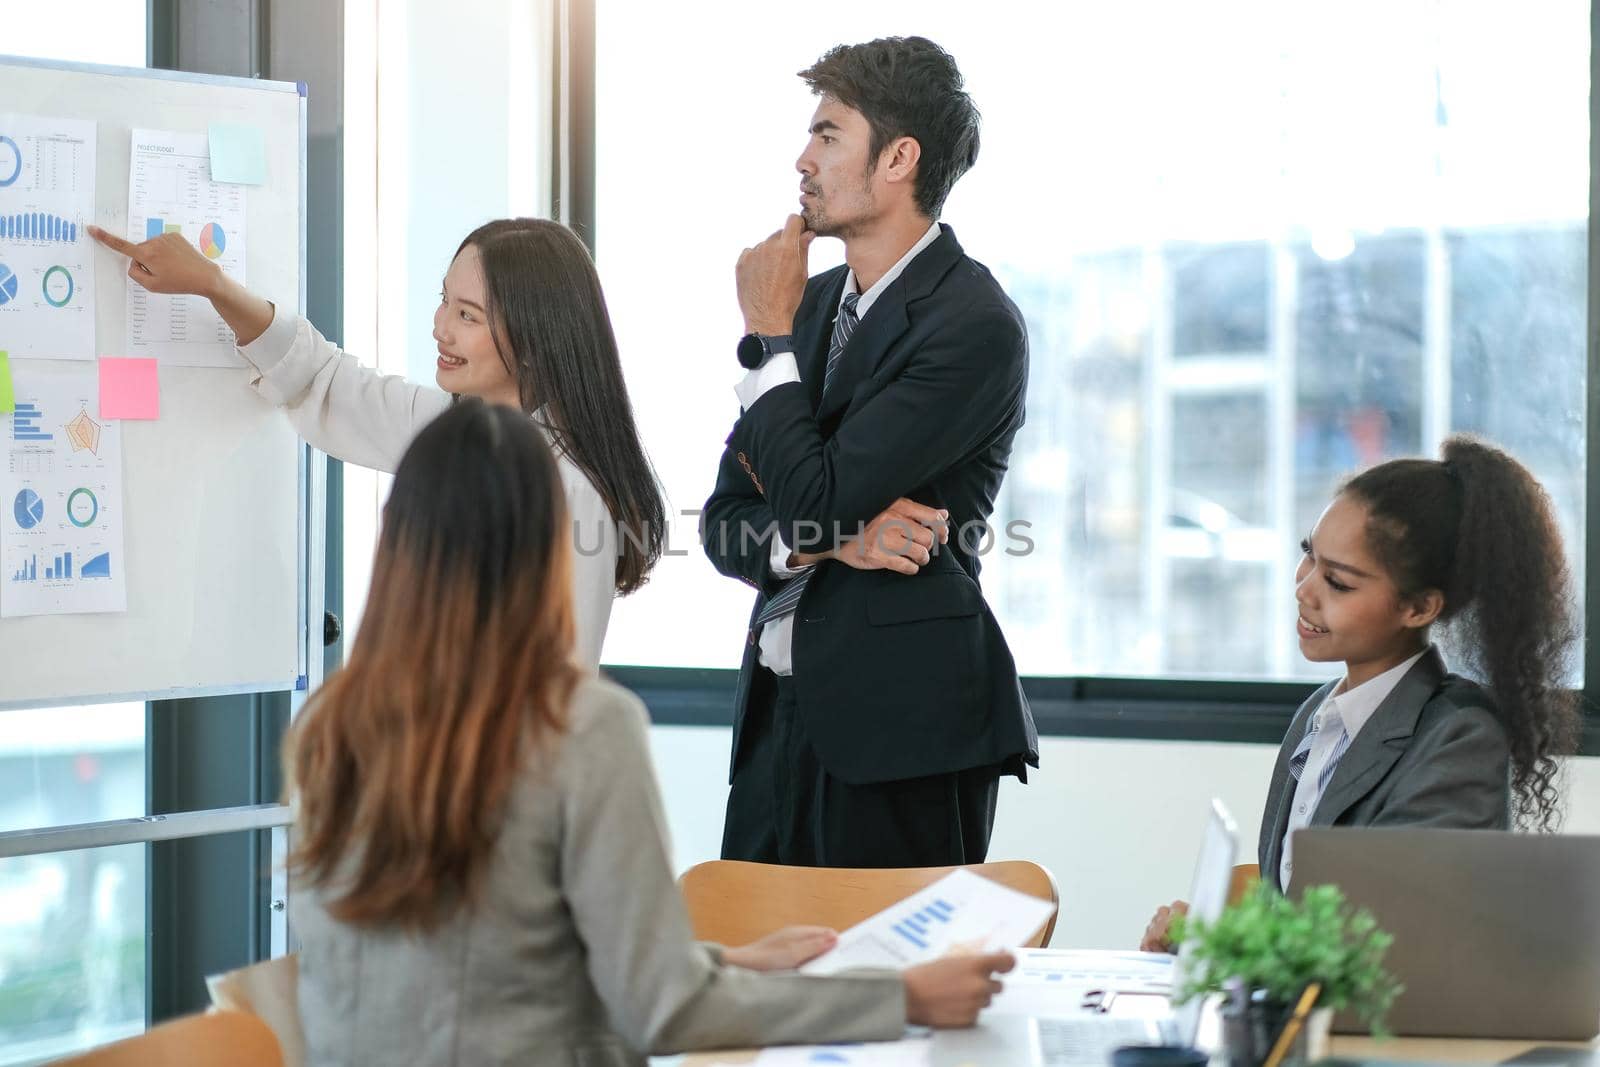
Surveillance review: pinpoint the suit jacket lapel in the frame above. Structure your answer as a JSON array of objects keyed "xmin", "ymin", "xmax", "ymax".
[
  {"xmin": 815, "ymin": 224, "xmax": 965, "ymax": 424},
  {"xmin": 1262, "ymin": 683, "xmax": 1332, "ymax": 885},
  {"xmin": 1310, "ymin": 647, "xmax": 1446, "ymax": 827}
]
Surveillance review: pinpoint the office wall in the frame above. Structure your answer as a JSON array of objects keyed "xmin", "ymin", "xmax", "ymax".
[{"xmin": 649, "ymin": 726, "xmax": 1600, "ymax": 949}]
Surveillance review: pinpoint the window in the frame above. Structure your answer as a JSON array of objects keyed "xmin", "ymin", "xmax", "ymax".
[
  {"xmin": 1, "ymin": 7, "xmax": 149, "ymax": 1060},
  {"xmin": 596, "ymin": 1, "xmax": 1588, "ymax": 680}
]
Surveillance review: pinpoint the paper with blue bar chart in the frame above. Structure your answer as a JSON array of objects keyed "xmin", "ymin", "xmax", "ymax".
[
  {"xmin": 798, "ymin": 869, "xmax": 1056, "ymax": 977},
  {"xmin": 0, "ymin": 113, "xmax": 97, "ymax": 361},
  {"xmin": 126, "ymin": 128, "xmax": 248, "ymax": 367},
  {"xmin": 2, "ymin": 366, "xmax": 126, "ymax": 617}
]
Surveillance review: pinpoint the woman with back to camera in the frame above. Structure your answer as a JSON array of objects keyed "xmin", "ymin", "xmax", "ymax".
[
  {"xmin": 283, "ymin": 400, "xmax": 1014, "ymax": 1065},
  {"xmin": 90, "ymin": 218, "xmax": 658, "ymax": 668},
  {"xmin": 1142, "ymin": 434, "xmax": 1578, "ymax": 950}
]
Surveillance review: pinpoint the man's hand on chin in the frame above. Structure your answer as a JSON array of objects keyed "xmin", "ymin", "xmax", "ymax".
[{"xmin": 736, "ymin": 214, "xmax": 814, "ymax": 336}]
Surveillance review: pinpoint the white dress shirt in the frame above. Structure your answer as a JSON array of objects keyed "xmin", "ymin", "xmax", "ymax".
[
  {"xmin": 734, "ymin": 222, "xmax": 942, "ymax": 676},
  {"xmin": 1280, "ymin": 647, "xmax": 1429, "ymax": 888}
]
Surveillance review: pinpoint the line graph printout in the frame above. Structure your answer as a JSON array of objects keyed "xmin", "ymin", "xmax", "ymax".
[
  {"xmin": 798, "ymin": 869, "xmax": 1056, "ymax": 976},
  {"xmin": 125, "ymin": 128, "xmax": 248, "ymax": 367},
  {"xmin": 0, "ymin": 114, "xmax": 97, "ymax": 359},
  {"xmin": 1, "ymin": 364, "xmax": 126, "ymax": 617}
]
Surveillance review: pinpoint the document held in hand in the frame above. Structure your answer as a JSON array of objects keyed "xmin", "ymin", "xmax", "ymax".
[{"xmin": 798, "ymin": 869, "xmax": 1057, "ymax": 976}]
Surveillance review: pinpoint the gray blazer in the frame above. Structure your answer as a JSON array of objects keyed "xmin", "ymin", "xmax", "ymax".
[
  {"xmin": 1258, "ymin": 647, "xmax": 1510, "ymax": 891},
  {"xmin": 292, "ymin": 677, "xmax": 905, "ymax": 1066}
]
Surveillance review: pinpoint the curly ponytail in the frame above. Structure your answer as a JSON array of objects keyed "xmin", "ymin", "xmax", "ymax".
[{"xmin": 1344, "ymin": 435, "xmax": 1578, "ymax": 831}]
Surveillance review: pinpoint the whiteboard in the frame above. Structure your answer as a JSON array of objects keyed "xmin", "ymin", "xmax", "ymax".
[{"xmin": 0, "ymin": 56, "xmax": 310, "ymax": 709}]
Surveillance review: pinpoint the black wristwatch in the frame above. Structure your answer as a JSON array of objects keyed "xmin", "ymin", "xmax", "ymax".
[{"xmin": 737, "ymin": 332, "xmax": 795, "ymax": 369}]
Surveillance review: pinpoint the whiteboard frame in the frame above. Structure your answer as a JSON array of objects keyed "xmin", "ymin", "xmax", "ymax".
[{"xmin": 0, "ymin": 55, "xmax": 322, "ymax": 712}]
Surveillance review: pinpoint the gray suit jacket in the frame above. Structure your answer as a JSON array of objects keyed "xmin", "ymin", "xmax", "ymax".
[
  {"xmin": 293, "ymin": 677, "xmax": 905, "ymax": 1066},
  {"xmin": 1258, "ymin": 647, "xmax": 1510, "ymax": 891}
]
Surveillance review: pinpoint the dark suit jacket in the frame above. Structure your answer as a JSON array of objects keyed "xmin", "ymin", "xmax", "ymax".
[
  {"xmin": 1259, "ymin": 647, "xmax": 1510, "ymax": 890},
  {"xmin": 703, "ymin": 224, "xmax": 1038, "ymax": 786}
]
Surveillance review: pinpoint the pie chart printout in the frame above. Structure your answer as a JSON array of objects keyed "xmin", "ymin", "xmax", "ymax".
[
  {"xmin": 14, "ymin": 489, "xmax": 44, "ymax": 530},
  {"xmin": 199, "ymin": 222, "xmax": 226, "ymax": 259}
]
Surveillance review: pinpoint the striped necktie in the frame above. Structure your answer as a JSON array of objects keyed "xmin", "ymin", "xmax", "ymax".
[
  {"xmin": 1288, "ymin": 704, "xmax": 1349, "ymax": 793},
  {"xmin": 1287, "ymin": 715, "xmax": 1321, "ymax": 781},
  {"xmin": 753, "ymin": 292, "xmax": 861, "ymax": 628}
]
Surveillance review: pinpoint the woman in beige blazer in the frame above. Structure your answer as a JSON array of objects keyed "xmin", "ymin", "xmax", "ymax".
[
  {"xmin": 90, "ymin": 218, "xmax": 661, "ymax": 670},
  {"xmin": 282, "ymin": 401, "xmax": 1013, "ymax": 1067}
]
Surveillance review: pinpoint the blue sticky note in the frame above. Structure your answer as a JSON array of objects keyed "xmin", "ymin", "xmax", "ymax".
[{"xmin": 208, "ymin": 122, "xmax": 267, "ymax": 185}]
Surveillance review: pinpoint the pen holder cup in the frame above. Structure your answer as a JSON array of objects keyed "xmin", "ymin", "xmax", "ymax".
[{"xmin": 1221, "ymin": 998, "xmax": 1333, "ymax": 1067}]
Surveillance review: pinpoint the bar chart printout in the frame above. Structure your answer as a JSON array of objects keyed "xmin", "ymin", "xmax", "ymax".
[
  {"xmin": 0, "ymin": 365, "xmax": 126, "ymax": 617},
  {"xmin": 798, "ymin": 869, "xmax": 1057, "ymax": 976},
  {"xmin": 0, "ymin": 112, "xmax": 97, "ymax": 360}
]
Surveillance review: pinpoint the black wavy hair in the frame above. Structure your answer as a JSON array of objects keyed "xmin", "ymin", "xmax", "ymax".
[{"xmin": 1344, "ymin": 435, "xmax": 1579, "ymax": 830}]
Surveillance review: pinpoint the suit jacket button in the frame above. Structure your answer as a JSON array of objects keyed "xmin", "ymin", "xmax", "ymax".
[
  {"xmin": 747, "ymin": 630, "xmax": 756, "ymax": 646},
  {"xmin": 736, "ymin": 451, "xmax": 749, "ymax": 463}
]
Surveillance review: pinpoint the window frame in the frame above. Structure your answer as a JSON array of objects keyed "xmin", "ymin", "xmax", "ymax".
[{"xmin": 581, "ymin": 2, "xmax": 1600, "ymax": 756}]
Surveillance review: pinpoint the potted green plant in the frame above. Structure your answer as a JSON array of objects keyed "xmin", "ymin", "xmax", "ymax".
[{"xmin": 1169, "ymin": 882, "xmax": 1402, "ymax": 1064}]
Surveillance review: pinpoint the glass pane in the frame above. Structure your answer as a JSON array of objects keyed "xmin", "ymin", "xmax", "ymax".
[
  {"xmin": 596, "ymin": 2, "xmax": 1587, "ymax": 680},
  {"xmin": 2, "ymin": 3, "xmax": 146, "ymax": 66},
  {"xmin": 0, "ymin": 704, "xmax": 146, "ymax": 835},
  {"xmin": 2, "ymin": 11, "xmax": 150, "ymax": 1064},
  {"xmin": 0, "ymin": 844, "xmax": 145, "ymax": 1064}
]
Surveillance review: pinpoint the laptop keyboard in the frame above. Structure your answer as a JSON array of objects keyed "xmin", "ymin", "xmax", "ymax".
[{"xmin": 1037, "ymin": 1018, "xmax": 1162, "ymax": 1066}]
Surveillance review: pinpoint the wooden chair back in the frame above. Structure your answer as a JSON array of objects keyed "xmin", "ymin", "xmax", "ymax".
[
  {"xmin": 1229, "ymin": 863, "xmax": 1261, "ymax": 905},
  {"xmin": 53, "ymin": 1010, "xmax": 282, "ymax": 1067},
  {"xmin": 679, "ymin": 859, "xmax": 1059, "ymax": 949}
]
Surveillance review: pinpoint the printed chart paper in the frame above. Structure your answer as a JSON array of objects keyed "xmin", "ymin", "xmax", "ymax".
[
  {"xmin": 126, "ymin": 128, "xmax": 247, "ymax": 367},
  {"xmin": 987, "ymin": 948, "xmax": 1175, "ymax": 1017},
  {"xmin": 747, "ymin": 1037, "xmax": 932, "ymax": 1065},
  {"xmin": 0, "ymin": 113, "xmax": 97, "ymax": 360},
  {"xmin": 1, "ymin": 363, "xmax": 127, "ymax": 617},
  {"xmin": 799, "ymin": 869, "xmax": 1056, "ymax": 976}
]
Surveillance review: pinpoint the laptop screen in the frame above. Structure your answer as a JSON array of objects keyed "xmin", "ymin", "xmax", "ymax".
[{"xmin": 1168, "ymin": 799, "xmax": 1240, "ymax": 1044}]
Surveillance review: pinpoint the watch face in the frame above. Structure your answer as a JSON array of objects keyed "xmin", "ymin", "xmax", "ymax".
[{"xmin": 737, "ymin": 333, "xmax": 766, "ymax": 369}]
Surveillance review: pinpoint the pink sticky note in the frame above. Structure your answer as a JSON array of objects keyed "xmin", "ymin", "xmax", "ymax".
[{"xmin": 99, "ymin": 357, "xmax": 161, "ymax": 420}]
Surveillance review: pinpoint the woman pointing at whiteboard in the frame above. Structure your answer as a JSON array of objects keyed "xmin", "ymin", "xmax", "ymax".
[{"xmin": 90, "ymin": 219, "xmax": 662, "ymax": 669}]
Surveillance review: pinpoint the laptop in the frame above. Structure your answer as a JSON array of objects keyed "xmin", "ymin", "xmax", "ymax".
[
  {"xmin": 933, "ymin": 798, "xmax": 1239, "ymax": 1066},
  {"xmin": 1292, "ymin": 827, "xmax": 1600, "ymax": 1040}
]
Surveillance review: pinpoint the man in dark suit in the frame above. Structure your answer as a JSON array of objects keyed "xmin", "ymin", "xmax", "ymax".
[{"xmin": 703, "ymin": 37, "xmax": 1038, "ymax": 869}]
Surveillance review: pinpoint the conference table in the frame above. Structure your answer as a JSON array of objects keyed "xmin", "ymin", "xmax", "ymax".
[{"xmin": 667, "ymin": 1024, "xmax": 1599, "ymax": 1064}]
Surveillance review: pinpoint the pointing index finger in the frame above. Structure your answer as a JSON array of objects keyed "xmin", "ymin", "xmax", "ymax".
[{"xmin": 87, "ymin": 224, "xmax": 139, "ymax": 257}]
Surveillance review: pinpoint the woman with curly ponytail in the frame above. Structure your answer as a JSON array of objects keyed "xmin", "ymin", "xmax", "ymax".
[
  {"xmin": 1326, "ymin": 435, "xmax": 1580, "ymax": 834},
  {"xmin": 1144, "ymin": 434, "xmax": 1577, "ymax": 947}
]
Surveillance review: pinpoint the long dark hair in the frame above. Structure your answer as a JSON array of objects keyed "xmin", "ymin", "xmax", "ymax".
[
  {"xmin": 1344, "ymin": 434, "xmax": 1578, "ymax": 831},
  {"xmin": 457, "ymin": 218, "xmax": 665, "ymax": 594},
  {"xmin": 286, "ymin": 401, "xmax": 580, "ymax": 930}
]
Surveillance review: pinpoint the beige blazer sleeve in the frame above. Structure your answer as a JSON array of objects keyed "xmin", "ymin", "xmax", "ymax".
[
  {"xmin": 558, "ymin": 687, "xmax": 907, "ymax": 1054},
  {"xmin": 236, "ymin": 307, "xmax": 614, "ymax": 668}
]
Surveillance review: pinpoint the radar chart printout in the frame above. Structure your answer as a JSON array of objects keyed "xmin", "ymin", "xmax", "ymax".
[
  {"xmin": 1, "ymin": 365, "xmax": 127, "ymax": 617},
  {"xmin": 0, "ymin": 113, "xmax": 97, "ymax": 360},
  {"xmin": 126, "ymin": 128, "xmax": 248, "ymax": 368}
]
